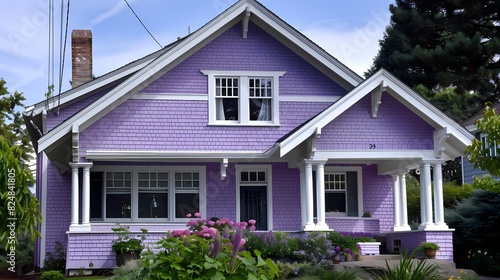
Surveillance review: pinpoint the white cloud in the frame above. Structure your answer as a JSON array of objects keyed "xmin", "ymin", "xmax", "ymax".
[{"xmin": 91, "ymin": 0, "xmax": 139, "ymax": 25}]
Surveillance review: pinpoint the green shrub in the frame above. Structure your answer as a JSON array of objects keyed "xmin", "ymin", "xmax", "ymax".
[
  {"xmin": 446, "ymin": 189, "xmax": 500, "ymax": 276},
  {"xmin": 111, "ymin": 260, "xmax": 143, "ymax": 280},
  {"xmin": 43, "ymin": 241, "xmax": 66, "ymax": 273},
  {"xmin": 40, "ymin": 270, "xmax": 65, "ymax": 280}
]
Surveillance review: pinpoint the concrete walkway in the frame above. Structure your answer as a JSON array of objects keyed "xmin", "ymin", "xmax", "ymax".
[{"xmin": 333, "ymin": 255, "xmax": 498, "ymax": 280}]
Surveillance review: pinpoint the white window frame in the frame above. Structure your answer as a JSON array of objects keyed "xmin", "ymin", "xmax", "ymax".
[
  {"xmin": 480, "ymin": 132, "xmax": 498, "ymax": 157},
  {"xmin": 92, "ymin": 166, "xmax": 206, "ymax": 222},
  {"xmin": 324, "ymin": 166, "xmax": 363, "ymax": 218},
  {"xmin": 235, "ymin": 165, "xmax": 273, "ymax": 230},
  {"xmin": 201, "ymin": 70, "xmax": 285, "ymax": 126}
]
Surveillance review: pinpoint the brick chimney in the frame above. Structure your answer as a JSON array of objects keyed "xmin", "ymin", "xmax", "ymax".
[{"xmin": 71, "ymin": 30, "xmax": 92, "ymax": 88}]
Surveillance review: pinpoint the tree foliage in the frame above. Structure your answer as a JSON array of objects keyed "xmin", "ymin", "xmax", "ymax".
[
  {"xmin": 368, "ymin": 0, "xmax": 500, "ymax": 121},
  {"xmin": 446, "ymin": 190, "xmax": 500, "ymax": 276},
  {"xmin": 0, "ymin": 78, "xmax": 41, "ymax": 241}
]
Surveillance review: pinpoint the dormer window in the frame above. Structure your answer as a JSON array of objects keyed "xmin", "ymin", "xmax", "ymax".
[{"xmin": 202, "ymin": 70, "xmax": 285, "ymax": 125}]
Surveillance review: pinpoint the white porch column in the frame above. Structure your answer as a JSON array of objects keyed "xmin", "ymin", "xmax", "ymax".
[
  {"xmin": 315, "ymin": 162, "xmax": 329, "ymax": 230},
  {"xmin": 419, "ymin": 162, "xmax": 434, "ymax": 229},
  {"xmin": 399, "ymin": 172, "xmax": 411, "ymax": 231},
  {"xmin": 392, "ymin": 174, "xmax": 401, "ymax": 231},
  {"xmin": 433, "ymin": 163, "xmax": 448, "ymax": 229},
  {"xmin": 299, "ymin": 166, "xmax": 307, "ymax": 228},
  {"xmin": 304, "ymin": 161, "xmax": 316, "ymax": 230},
  {"xmin": 81, "ymin": 163, "xmax": 93, "ymax": 226},
  {"xmin": 69, "ymin": 164, "xmax": 79, "ymax": 227}
]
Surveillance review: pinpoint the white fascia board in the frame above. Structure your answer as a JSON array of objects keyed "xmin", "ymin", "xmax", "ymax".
[
  {"xmin": 37, "ymin": 2, "xmax": 252, "ymax": 153},
  {"xmin": 85, "ymin": 150, "xmax": 270, "ymax": 160},
  {"xmin": 248, "ymin": 3, "xmax": 363, "ymax": 88}
]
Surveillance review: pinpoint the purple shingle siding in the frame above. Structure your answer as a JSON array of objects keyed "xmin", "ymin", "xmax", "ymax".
[
  {"xmin": 140, "ymin": 21, "xmax": 346, "ymax": 97},
  {"xmin": 79, "ymin": 100, "xmax": 330, "ymax": 156},
  {"xmin": 362, "ymin": 165, "xmax": 393, "ymax": 233},
  {"xmin": 386, "ymin": 231, "xmax": 454, "ymax": 262},
  {"xmin": 317, "ymin": 94, "xmax": 435, "ymax": 150},
  {"xmin": 44, "ymin": 162, "xmax": 71, "ymax": 260}
]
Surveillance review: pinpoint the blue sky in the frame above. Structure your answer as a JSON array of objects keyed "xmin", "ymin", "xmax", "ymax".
[{"xmin": 0, "ymin": 0, "xmax": 393, "ymax": 108}]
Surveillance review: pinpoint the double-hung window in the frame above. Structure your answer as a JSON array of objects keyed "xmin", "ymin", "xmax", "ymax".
[
  {"xmin": 202, "ymin": 70, "xmax": 285, "ymax": 125},
  {"xmin": 480, "ymin": 132, "xmax": 498, "ymax": 157}
]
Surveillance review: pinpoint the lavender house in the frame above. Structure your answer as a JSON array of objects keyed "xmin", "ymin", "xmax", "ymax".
[{"xmin": 24, "ymin": 0, "xmax": 473, "ymax": 272}]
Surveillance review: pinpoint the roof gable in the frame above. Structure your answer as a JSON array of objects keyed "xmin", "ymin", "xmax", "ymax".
[
  {"xmin": 35, "ymin": 0, "xmax": 364, "ymax": 155},
  {"xmin": 278, "ymin": 69, "xmax": 474, "ymax": 160}
]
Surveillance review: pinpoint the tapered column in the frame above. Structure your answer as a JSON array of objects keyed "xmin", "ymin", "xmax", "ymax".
[
  {"xmin": 315, "ymin": 163, "xmax": 329, "ymax": 230},
  {"xmin": 392, "ymin": 175, "xmax": 401, "ymax": 231},
  {"xmin": 419, "ymin": 162, "xmax": 434, "ymax": 229},
  {"xmin": 433, "ymin": 163, "xmax": 448, "ymax": 229},
  {"xmin": 399, "ymin": 172, "xmax": 411, "ymax": 230},
  {"xmin": 299, "ymin": 166, "xmax": 306, "ymax": 228},
  {"xmin": 69, "ymin": 164, "xmax": 79, "ymax": 226},
  {"xmin": 304, "ymin": 161, "xmax": 315, "ymax": 230},
  {"xmin": 81, "ymin": 163, "xmax": 93, "ymax": 226}
]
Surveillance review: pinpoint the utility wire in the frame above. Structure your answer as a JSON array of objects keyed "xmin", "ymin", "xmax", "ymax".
[
  {"xmin": 123, "ymin": 0, "xmax": 163, "ymax": 49},
  {"xmin": 57, "ymin": 0, "xmax": 71, "ymax": 111}
]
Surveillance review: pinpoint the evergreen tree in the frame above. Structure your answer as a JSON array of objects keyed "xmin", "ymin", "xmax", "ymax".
[
  {"xmin": 0, "ymin": 78, "xmax": 41, "ymax": 242},
  {"xmin": 368, "ymin": 0, "xmax": 500, "ymax": 121}
]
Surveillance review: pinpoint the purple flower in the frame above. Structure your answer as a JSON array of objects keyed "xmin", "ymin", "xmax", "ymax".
[
  {"xmin": 345, "ymin": 248, "xmax": 352, "ymax": 255},
  {"xmin": 186, "ymin": 213, "xmax": 192, "ymax": 218},
  {"xmin": 335, "ymin": 246, "xmax": 340, "ymax": 254},
  {"xmin": 208, "ymin": 220, "xmax": 215, "ymax": 226},
  {"xmin": 194, "ymin": 212, "xmax": 201, "ymax": 218}
]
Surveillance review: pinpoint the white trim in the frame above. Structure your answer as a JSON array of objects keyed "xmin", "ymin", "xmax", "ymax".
[
  {"xmin": 90, "ymin": 165, "xmax": 206, "ymax": 223},
  {"xmin": 201, "ymin": 70, "xmax": 285, "ymax": 126},
  {"xmin": 315, "ymin": 150, "xmax": 436, "ymax": 161},
  {"xmin": 280, "ymin": 95, "xmax": 341, "ymax": 103},
  {"xmin": 235, "ymin": 164, "xmax": 273, "ymax": 231},
  {"xmin": 131, "ymin": 93, "xmax": 208, "ymax": 101},
  {"xmin": 39, "ymin": 153, "xmax": 48, "ymax": 268},
  {"xmin": 85, "ymin": 150, "xmax": 270, "ymax": 160},
  {"xmin": 132, "ymin": 93, "xmax": 339, "ymax": 103},
  {"xmin": 324, "ymin": 166, "xmax": 363, "ymax": 218},
  {"xmin": 279, "ymin": 69, "xmax": 474, "ymax": 158}
]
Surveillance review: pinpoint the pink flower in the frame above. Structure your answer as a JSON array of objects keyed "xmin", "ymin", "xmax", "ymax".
[
  {"xmin": 248, "ymin": 219, "xmax": 256, "ymax": 225},
  {"xmin": 194, "ymin": 212, "xmax": 202, "ymax": 218},
  {"xmin": 208, "ymin": 220, "xmax": 215, "ymax": 226},
  {"xmin": 186, "ymin": 213, "xmax": 192, "ymax": 218},
  {"xmin": 240, "ymin": 239, "xmax": 246, "ymax": 246},
  {"xmin": 249, "ymin": 225, "xmax": 256, "ymax": 231}
]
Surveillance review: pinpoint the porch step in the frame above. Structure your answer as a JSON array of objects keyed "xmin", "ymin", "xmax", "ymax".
[{"xmin": 362, "ymin": 254, "xmax": 400, "ymax": 261}]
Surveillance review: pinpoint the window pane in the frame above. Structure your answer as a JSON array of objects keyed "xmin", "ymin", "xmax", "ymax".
[
  {"xmin": 217, "ymin": 98, "xmax": 238, "ymax": 121},
  {"xmin": 325, "ymin": 193, "xmax": 346, "ymax": 212},
  {"xmin": 241, "ymin": 172, "xmax": 249, "ymax": 182},
  {"xmin": 106, "ymin": 194, "xmax": 131, "ymax": 218},
  {"xmin": 250, "ymin": 172, "xmax": 257, "ymax": 181},
  {"xmin": 158, "ymin": 173, "xmax": 168, "ymax": 180},
  {"xmin": 139, "ymin": 173, "xmax": 149, "ymax": 180},
  {"xmin": 176, "ymin": 193, "xmax": 199, "ymax": 218},
  {"xmin": 138, "ymin": 193, "xmax": 168, "ymax": 218},
  {"xmin": 249, "ymin": 99, "xmax": 271, "ymax": 121},
  {"xmin": 258, "ymin": 172, "xmax": 265, "ymax": 181},
  {"xmin": 90, "ymin": 172, "xmax": 103, "ymax": 220}
]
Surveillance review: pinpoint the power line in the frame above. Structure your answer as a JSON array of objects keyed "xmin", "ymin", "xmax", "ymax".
[
  {"xmin": 57, "ymin": 0, "xmax": 71, "ymax": 112},
  {"xmin": 123, "ymin": 0, "xmax": 163, "ymax": 49}
]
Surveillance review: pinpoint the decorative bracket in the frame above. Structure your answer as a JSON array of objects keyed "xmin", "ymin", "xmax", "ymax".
[
  {"xmin": 434, "ymin": 127, "xmax": 450, "ymax": 158},
  {"xmin": 220, "ymin": 158, "xmax": 229, "ymax": 180},
  {"xmin": 307, "ymin": 127, "xmax": 322, "ymax": 159},
  {"xmin": 371, "ymin": 80, "xmax": 387, "ymax": 118},
  {"xmin": 72, "ymin": 123, "xmax": 79, "ymax": 162},
  {"xmin": 242, "ymin": 6, "xmax": 251, "ymax": 38}
]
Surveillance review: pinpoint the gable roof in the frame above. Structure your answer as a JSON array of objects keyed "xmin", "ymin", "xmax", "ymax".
[
  {"xmin": 462, "ymin": 102, "xmax": 500, "ymax": 132},
  {"xmin": 277, "ymin": 69, "xmax": 474, "ymax": 160},
  {"xmin": 33, "ymin": 0, "xmax": 363, "ymax": 156}
]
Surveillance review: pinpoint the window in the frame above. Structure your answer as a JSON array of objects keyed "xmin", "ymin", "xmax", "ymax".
[
  {"xmin": 324, "ymin": 173, "xmax": 347, "ymax": 213},
  {"xmin": 202, "ymin": 70, "xmax": 285, "ymax": 125},
  {"xmin": 105, "ymin": 172, "xmax": 132, "ymax": 218},
  {"xmin": 480, "ymin": 132, "xmax": 498, "ymax": 157},
  {"xmin": 313, "ymin": 166, "xmax": 362, "ymax": 217},
  {"xmin": 90, "ymin": 166, "xmax": 206, "ymax": 221}
]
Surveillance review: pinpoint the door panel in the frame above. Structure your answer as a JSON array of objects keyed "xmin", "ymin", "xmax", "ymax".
[{"xmin": 240, "ymin": 186, "xmax": 267, "ymax": 230}]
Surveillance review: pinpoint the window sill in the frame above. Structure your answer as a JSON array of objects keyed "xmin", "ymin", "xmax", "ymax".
[{"xmin": 208, "ymin": 122, "xmax": 281, "ymax": 127}]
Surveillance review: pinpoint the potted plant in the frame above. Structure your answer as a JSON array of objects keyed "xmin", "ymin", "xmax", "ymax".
[
  {"xmin": 111, "ymin": 224, "xmax": 148, "ymax": 266},
  {"xmin": 418, "ymin": 242, "xmax": 440, "ymax": 259}
]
